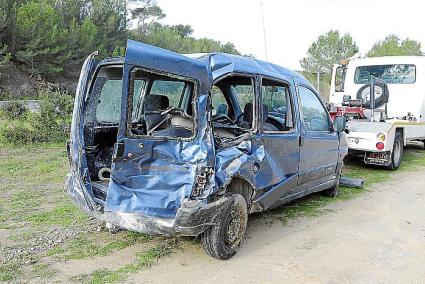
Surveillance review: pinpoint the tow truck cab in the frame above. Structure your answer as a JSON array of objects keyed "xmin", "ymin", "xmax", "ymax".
[{"xmin": 329, "ymin": 56, "xmax": 425, "ymax": 169}]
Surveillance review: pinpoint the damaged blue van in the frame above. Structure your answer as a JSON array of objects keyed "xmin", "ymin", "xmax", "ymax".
[{"xmin": 66, "ymin": 40, "xmax": 348, "ymax": 259}]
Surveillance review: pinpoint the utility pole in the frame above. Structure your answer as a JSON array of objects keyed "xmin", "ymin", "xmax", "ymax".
[
  {"xmin": 260, "ymin": 2, "xmax": 268, "ymax": 60},
  {"xmin": 317, "ymin": 72, "xmax": 320, "ymax": 94}
]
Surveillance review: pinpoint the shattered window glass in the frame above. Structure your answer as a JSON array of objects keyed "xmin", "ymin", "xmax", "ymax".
[{"xmin": 96, "ymin": 79, "xmax": 144, "ymax": 123}]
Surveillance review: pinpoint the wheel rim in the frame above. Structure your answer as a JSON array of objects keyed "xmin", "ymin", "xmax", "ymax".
[
  {"xmin": 224, "ymin": 208, "xmax": 242, "ymax": 248},
  {"xmin": 393, "ymin": 139, "xmax": 402, "ymax": 165}
]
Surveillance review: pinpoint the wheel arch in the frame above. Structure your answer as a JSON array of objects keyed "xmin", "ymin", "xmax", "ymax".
[
  {"xmin": 395, "ymin": 127, "xmax": 406, "ymax": 146},
  {"xmin": 225, "ymin": 177, "xmax": 255, "ymax": 208}
]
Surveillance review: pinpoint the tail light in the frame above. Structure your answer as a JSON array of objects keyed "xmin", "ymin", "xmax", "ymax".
[{"xmin": 376, "ymin": 142, "xmax": 385, "ymax": 150}]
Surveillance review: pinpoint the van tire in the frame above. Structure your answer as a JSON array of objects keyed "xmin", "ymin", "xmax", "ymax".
[
  {"xmin": 387, "ymin": 132, "xmax": 403, "ymax": 171},
  {"xmin": 201, "ymin": 194, "xmax": 248, "ymax": 260},
  {"xmin": 322, "ymin": 169, "xmax": 340, "ymax": 197}
]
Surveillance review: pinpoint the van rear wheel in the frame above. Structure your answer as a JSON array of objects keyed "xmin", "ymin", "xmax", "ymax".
[{"xmin": 201, "ymin": 194, "xmax": 248, "ymax": 260}]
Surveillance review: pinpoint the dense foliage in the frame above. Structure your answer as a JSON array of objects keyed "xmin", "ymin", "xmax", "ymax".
[
  {"xmin": 367, "ymin": 35, "xmax": 423, "ymax": 57},
  {"xmin": 0, "ymin": 0, "xmax": 239, "ymax": 80},
  {"xmin": 300, "ymin": 30, "xmax": 359, "ymax": 75},
  {"xmin": 0, "ymin": 91, "xmax": 74, "ymax": 144}
]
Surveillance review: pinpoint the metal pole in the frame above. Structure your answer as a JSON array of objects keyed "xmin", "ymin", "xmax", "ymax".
[
  {"xmin": 260, "ymin": 2, "xmax": 268, "ymax": 60},
  {"xmin": 317, "ymin": 72, "xmax": 320, "ymax": 94},
  {"xmin": 370, "ymin": 77, "xmax": 375, "ymax": 122}
]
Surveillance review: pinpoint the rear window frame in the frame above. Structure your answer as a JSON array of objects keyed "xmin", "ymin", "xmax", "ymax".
[{"xmin": 125, "ymin": 66, "xmax": 200, "ymax": 142}]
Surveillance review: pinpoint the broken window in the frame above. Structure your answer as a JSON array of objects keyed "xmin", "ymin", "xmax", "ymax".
[
  {"xmin": 261, "ymin": 79, "xmax": 294, "ymax": 132},
  {"xmin": 211, "ymin": 86, "xmax": 229, "ymax": 117},
  {"xmin": 211, "ymin": 76, "xmax": 255, "ymax": 147},
  {"xmin": 129, "ymin": 69, "xmax": 195, "ymax": 139},
  {"xmin": 93, "ymin": 66, "xmax": 145, "ymax": 124}
]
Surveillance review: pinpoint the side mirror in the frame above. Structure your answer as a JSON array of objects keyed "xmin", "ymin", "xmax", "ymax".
[{"xmin": 333, "ymin": 116, "xmax": 346, "ymax": 133}]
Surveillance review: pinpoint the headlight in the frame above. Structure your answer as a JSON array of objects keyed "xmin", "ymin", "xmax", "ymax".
[{"xmin": 377, "ymin": 133, "xmax": 386, "ymax": 141}]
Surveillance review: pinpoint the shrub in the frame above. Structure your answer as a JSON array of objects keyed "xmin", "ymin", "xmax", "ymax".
[
  {"xmin": 0, "ymin": 91, "xmax": 73, "ymax": 145},
  {"xmin": 1, "ymin": 100, "xmax": 28, "ymax": 119},
  {"xmin": 0, "ymin": 120, "xmax": 36, "ymax": 144}
]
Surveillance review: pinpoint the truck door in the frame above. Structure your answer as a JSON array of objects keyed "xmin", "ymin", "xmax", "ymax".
[
  {"xmin": 296, "ymin": 83, "xmax": 340, "ymax": 189},
  {"xmin": 329, "ymin": 64, "xmax": 346, "ymax": 104}
]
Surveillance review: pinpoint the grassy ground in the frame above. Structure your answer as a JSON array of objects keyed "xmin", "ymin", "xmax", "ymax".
[{"xmin": 1, "ymin": 143, "xmax": 425, "ymax": 283}]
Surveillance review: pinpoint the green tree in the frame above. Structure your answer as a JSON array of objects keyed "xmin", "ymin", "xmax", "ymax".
[
  {"xmin": 130, "ymin": 0, "xmax": 165, "ymax": 34},
  {"xmin": 132, "ymin": 23, "xmax": 240, "ymax": 55},
  {"xmin": 367, "ymin": 35, "xmax": 423, "ymax": 57},
  {"xmin": 0, "ymin": 44, "xmax": 11, "ymax": 77},
  {"xmin": 16, "ymin": 0, "xmax": 67, "ymax": 76},
  {"xmin": 300, "ymin": 30, "xmax": 359, "ymax": 74}
]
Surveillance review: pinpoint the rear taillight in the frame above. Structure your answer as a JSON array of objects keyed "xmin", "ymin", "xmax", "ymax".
[{"xmin": 376, "ymin": 142, "xmax": 384, "ymax": 150}]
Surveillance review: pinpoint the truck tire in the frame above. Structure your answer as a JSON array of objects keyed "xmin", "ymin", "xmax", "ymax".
[
  {"xmin": 387, "ymin": 132, "xmax": 403, "ymax": 171},
  {"xmin": 201, "ymin": 194, "xmax": 248, "ymax": 260}
]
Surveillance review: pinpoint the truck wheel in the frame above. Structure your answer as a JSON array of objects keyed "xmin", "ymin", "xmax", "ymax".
[
  {"xmin": 201, "ymin": 194, "xmax": 248, "ymax": 260},
  {"xmin": 387, "ymin": 132, "xmax": 403, "ymax": 171}
]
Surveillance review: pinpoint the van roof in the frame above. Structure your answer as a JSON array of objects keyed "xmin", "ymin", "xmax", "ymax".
[
  {"xmin": 191, "ymin": 52, "xmax": 312, "ymax": 86},
  {"xmin": 101, "ymin": 40, "xmax": 313, "ymax": 90}
]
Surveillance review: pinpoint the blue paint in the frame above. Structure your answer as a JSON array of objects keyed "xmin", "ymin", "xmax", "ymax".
[{"xmin": 66, "ymin": 40, "xmax": 347, "ymax": 233}]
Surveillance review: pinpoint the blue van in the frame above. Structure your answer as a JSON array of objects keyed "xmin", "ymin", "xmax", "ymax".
[{"xmin": 66, "ymin": 40, "xmax": 347, "ymax": 259}]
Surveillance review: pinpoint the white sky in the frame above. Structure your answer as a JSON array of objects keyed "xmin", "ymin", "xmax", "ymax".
[{"xmin": 156, "ymin": 0, "xmax": 425, "ymax": 70}]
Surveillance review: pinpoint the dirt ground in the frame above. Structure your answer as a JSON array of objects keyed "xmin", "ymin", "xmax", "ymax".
[
  {"xmin": 2, "ymin": 145, "xmax": 425, "ymax": 283},
  {"xmin": 129, "ymin": 167, "xmax": 425, "ymax": 283}
]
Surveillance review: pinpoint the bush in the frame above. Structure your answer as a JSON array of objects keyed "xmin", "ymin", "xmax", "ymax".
[
  {"xmin": 1, "ymin": 100, "xmax": 28, "ymax": 119},
  {"xmin": 0, "ymin": 91, "xmax": 73, "ymax": 145},
  {"xmin": 0, "ymin": 120, "xmax": 36, "ymax": 144}
]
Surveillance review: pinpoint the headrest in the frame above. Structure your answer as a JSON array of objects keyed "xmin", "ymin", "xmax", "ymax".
[
  {"xmin": 262, "ymin": 104, "xmax": 269, "ymax": 122},
  {"xmin": 243, "ymin": 102, "xmax": 253, "ymax": 123},
  {"xmin": 216, "ymin": 103, "xmax": 228, "ymax": 116},
  {"xmin": 143, "ymin": 94, "xmax": 169, "ymax": 111}
]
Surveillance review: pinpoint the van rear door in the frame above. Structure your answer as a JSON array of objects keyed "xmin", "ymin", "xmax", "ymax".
[
  {"xmin": 105, "ymin": 40, "xmax": 212, "ymax": 218},
  {"xmin": 68, "ymin": 52, "xmax": 98, "ymax": 209}
]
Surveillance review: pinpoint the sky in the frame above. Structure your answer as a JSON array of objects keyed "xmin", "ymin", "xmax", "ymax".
[{"xmin": 156, "ymin": 0, "xmax": 425, "ymax": 70}]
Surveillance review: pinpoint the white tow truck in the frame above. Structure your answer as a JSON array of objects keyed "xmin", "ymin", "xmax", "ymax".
[{"xmin": 329, "ymin": 56, "xmax": 425, "ymax": 170}]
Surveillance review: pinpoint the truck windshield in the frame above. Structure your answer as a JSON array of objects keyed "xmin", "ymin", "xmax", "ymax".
[{"xmin": 354, "ymin": 64, "xmax": 416, "ymax": 84}]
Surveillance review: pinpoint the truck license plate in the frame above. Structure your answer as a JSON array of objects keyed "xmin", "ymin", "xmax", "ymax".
[{"xmin": 364, "ymin": 152, "xmax": 390, "ymax": 165}]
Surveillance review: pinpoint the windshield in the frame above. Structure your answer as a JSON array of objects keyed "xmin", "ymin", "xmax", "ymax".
[{"xmin": 354, "ymin": 64, "xmax": 416, "ymax": 84}]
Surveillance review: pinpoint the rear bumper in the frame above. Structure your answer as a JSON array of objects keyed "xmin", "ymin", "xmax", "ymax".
[{"xmin": 65, "ymin": 173, "xmax": 229, "ymax": 236}]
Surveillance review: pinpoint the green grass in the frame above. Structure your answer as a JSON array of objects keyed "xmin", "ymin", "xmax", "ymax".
[
  {"xmin": 48, "ymin": 231, "xmax": 154, "ymax": 260},
  {"xmin": 72, "ymin": 239, "xmax": 179, "ymax": 284},
  {"xmin": 0, "ymin": 261, "xmax": 22, "ymax": 282},
  {"xmin": 26, "ymin": 204, "xmax": 89, "ymax": 227}
]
